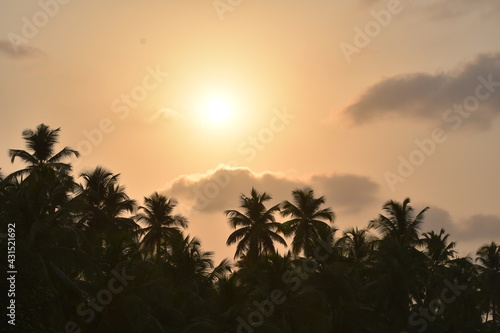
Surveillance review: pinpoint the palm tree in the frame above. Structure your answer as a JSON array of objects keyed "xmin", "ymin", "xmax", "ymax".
[
  {"xmin": 366, "ymin": 198, "xmax": 429, "ymax": 331},
  {"xmin": 2, "ymin": 125, "xmax": 92, "ymax": 331},
  {"xmin": 8, "ymin": 124, "xmax": 79, "ymax": 179},
  {"xmin": 75, "ymin": 167, "xmax": 139, "ymax": 272},
  {"xmin": 281, "ymin": 187, "xmax": 335, "ymax": 258},
  {"xmin": 476, "ymin": 242, "xmax": 500, "ymax": 325},
  {"xmin": 368, "ymin": 197, "xmax": 427, "ymax": 247},
  {"xmin": 226, "ymin": 187, "xmax": 286, "ymax": 265},
  {"xmin": 5, "ymin": 123, "xmax": 81, "ymax": 241},
  {"xmin": 155, "ymin": 230, "xmax": 231, "ymax": 331},
  {"xmin": 421, "ymin": 228, "xmax": 456, "ymax": 267},
  {"xmin": 76, "ymin": 167, "xmax": 137, "ymax": 231},
  {"xmin": 337, "ymin": 227, "xmax": 376, "ymax": 261},
  {"xmin": 165, "ymin": 230, "xmax": 230, "ymax": 286},
  {"xmin": 136, "ymin": 192, "xmax": 188, "ymax": 263}
]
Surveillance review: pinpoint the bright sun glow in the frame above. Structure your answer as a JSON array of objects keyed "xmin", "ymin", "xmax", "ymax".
[{"xmin": 200, "ymin": 94, "xmax": 233, "ymax": 126}]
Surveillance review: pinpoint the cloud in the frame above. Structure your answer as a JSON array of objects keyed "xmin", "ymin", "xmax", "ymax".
[
  {"xmin": 162, "ymin": 166, "xmax": 303, "ymax": 216},
  {"xmin": 458, "ymin": 214, "xmax": 500, "ymax": 243},
  {"xmin": 144, "ymin": 108, "xmax": 184, "ymax": 124},
  {"xmin": 160, "ymin": 168, "xmax": 498, "ymax": 257},
  {"xmin": 339, "ymin": 52, "xmax": 500, "ymax": 129},
  {"xmin": 0, "ymin": 39, "xmax": 42, "ymax": 59},
  {"xmin": 422, "ymin": 0, "xmax": 500, "ymax": 20},
  {"xmin": 357, "ymin": 0, "xmax": 383, "ymax": 7},
  {"xmin": 160, "ymin": 165, "xmax": 380, "ymax": 217},
  {"xmin": 422, "ymin": 205, "xmax": 460, "ymax": 235},
  {"xmin": 311, "ymin": 174, "xmax": 379, "ymax": 214},
  {"xmin": 357, "ymin": 0, "xmax": 500, "ymax": 20},
  {"xmin": 423, "ymin": 206, "xmax": 500, "ymax": 253}
]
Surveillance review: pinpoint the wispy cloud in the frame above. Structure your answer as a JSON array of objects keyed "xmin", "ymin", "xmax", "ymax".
[
  {"xmin": 0, "ymin": 39, "xmax": 43, "ymax": 59},
  {"xmin": 144, "ymin": 108, "xmax": 184, "ymax": 124},
  {"xmin": 422, "ymin": 0, "xmax": 500, "ymax": 20},
  {"xmin": 357, "ymin": 0, "xmax": 500, "ymax": 20}
]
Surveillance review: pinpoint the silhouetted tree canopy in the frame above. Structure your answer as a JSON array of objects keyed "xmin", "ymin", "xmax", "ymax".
[{"xmin": 1, "ymin": 124, "xmax": 498, "ymax": 332}]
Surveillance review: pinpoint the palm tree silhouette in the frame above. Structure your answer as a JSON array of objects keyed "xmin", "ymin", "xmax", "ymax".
[
  {"xmin": 4, "ymin": 124, "xmax": 500, "ymax": 332},
  {"xmin": 225, "ymin": 187, "xmax": 286, "ymax": 266},
  {"xmin": 369, "ymin": 197, "xmax": 427, "ymax": 247},
  {"xmin": 337, "ymin": 227, "xmax": 376, "ymax": 261},
  {"xmin": 76, "ymin": 167, "xmax": 138, "ymax": 233},
  {"xmin": 281, "ymin": 187, "xmax": 335, "ymax": 258},
  {"xmin": 2, "ymin": 124, "xmax": 89, "ymax": 331},
  {"xmin": 476, "ymin": 242, "xmax": 500, "ymax": 325},
  {"xmin": 421, "ymin": 228, "xmax": 456, "ymax": 267},
  {"xmin": 165, "ymin": 230, "xmax": 231, "ymax": 287},
  {"xmin": 8, "ymin": 124, "xmax": 79, "ymax": 179},
  {"xmin": 75, "ymin": 166, "xmax": 139, "ymax": 272},
  {"xmin": 366, "ymin": 198, "xmax": 429, "ymax": 331},
  {"xmin": 137, "ymin": 192, "xmax": 188, "ymax": 264}
]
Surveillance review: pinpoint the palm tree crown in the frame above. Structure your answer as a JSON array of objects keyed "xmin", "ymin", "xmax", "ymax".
[
  {"xmin": 337, "ymin": 227, "xmax": 375, "ymax": 261},
  {"xmin": 75, "ymin": 166, "xmax": 139, "ymax": 270},
  {"xmin": 137, "ymin": 192, "xmax": 188, "ymax": 262},
  {"xmin": 225, "ymin": 187, "xmax": 286, "ymax": 264},
  {"xmin": 476, "ymin": 242, "xmax": 500, "ymax": 324},
  {"xmin": 281, "ymin": 187, "xmax": 335, "ymax": 257},
  {"xmin": 9, "ymin": 124, "xmax": 79, "ymax": 172},
  {"xmin": 369, "ymin": 197, "xmax": 427, "ymax": 246},
  {"xmin": 421, "ymin": 228, "xmax": 456, "ymax": 266}
]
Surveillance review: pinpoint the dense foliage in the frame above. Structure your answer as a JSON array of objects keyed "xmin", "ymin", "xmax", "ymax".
[{"xmin": 1, "ymin": 124, "xmax": 499, "ymax": 332}]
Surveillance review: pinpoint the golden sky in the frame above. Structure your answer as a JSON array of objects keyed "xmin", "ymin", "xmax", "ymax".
[{"xmin": 1, "ymin": 0, "xmax": 500, "ymax": 262}]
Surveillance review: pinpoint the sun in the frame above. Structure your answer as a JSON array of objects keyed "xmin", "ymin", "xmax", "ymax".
[{"xmin": 200, "ymin": 94, "xmax": 234, "ymax": 126}]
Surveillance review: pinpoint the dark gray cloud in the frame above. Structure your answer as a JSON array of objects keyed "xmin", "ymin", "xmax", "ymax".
[
  {"xmin": 342, "ymin": 52, "xmax": 500, "ymax": 129},
  {"xmin": 358, "ymin": 0, "xmax": 500, "ymax": 20},
  {"xmin": 422, "ymin": 205, "xmax": 460, "ymax": 235},
  {"xmin": 423, "ymin": 206, "xmax": 500, "ymax": 253},
  {"xmin": 423, "ymin": 0, "xmax": 500, "ymax": 20},
  {"xmin": 311, "ymin": 174, "xmax": 379, "ymax": 214},
  {"xmin": 458, "ymin": 214, "xmax": 500, "ymax": 242},
  {"xmin": 161, "ymin": 166, "xmax": 380, "ymax": 217},
  {"xmin": 0, "ymin": 39, "xmax": 42, "ymax": 59}
]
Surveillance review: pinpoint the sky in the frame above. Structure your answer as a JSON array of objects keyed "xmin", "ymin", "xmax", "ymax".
[{"xmin": 1, "ymin": 0, "xmax": 499, "ymax": 264}]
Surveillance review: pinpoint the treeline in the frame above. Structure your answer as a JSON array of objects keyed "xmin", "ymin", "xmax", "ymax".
[{"xmin": 0, "ymin": 124, "xmax": 499, "ymax": 333}]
